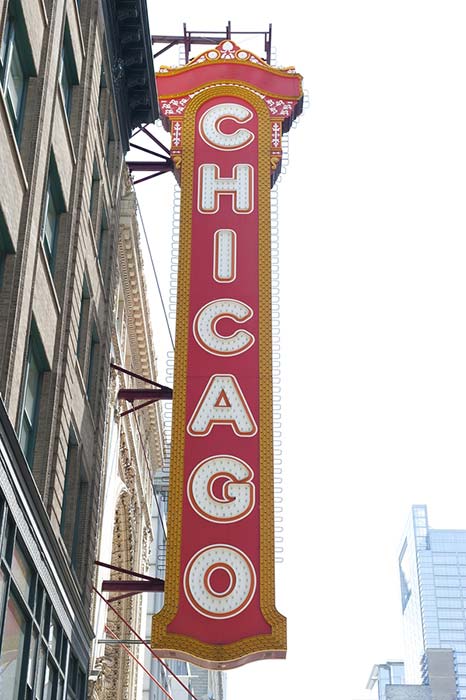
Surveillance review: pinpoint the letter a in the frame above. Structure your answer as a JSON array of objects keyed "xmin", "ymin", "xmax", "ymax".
[{"xmin": 187, "ymin": 374, "xmax": 257, "ymax": 437}]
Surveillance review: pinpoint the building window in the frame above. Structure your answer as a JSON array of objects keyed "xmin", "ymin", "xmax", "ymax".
[
  {"xmin": 60, "ymin": 430, "xmax": 78, "ymax": 541},
  {"xmin": 59, "ymin": 48, "xmax": 71, "ymax": 115},
  {"xmin": 77, "ymin": 277, "xmax": 90, "ymax": 373},
  {"xmin": 67, "ymin": 652, "xmax": 86, "ymax": 699},
  {"xmin": 59, "ymin": 25, "xmax": 78, "ymax": 120},
  {"xmin": 116, "ymin": 288, "xmax": 126, "ymax": 349},
  {"xmin": 106, "ymin": 115, "xmax": 114, "ymax": 162},
  {"xmin": 43, "ymin": 179, "xmax": 58, "ymax": 265},
  {"xmin": 19, "ymin": 324, "xmax": 48, "ymax": 466},
  {"xmin": 60, "ymin": 435, "xmax": 88, "ymax": 577},
  {"xmin": 19, "ymin": 345, "xmax": 41, "ymax": 464},
  {"xmin": 0, "ymin": 208, "xmax": 14, "ymax": 288},
  {"xmin": 86, "ymin": 326, "xmax": 99, "ymax": 400},
  {"xmin": 399, "ymin": 538, "xmax": 412, "ymax": 612},
  {"xmin": 41, "ymin": 156, "xmax": 65, "ymax": 271},
  {"xmin": 0, "ymin": 592, "xmax": 27, "ymax": 697},
  {"xmin": 76, "ymin": 279, "xmax": 99, "ymax": 408},
  {"xmin": 0, "ymin": 248, "xmax": 6, "ymax": 287},
  {"xmin": 89, "ymin": 158, "xmax": 106, "ymax": 260},
  {"xmin": 89, "ymin": 159, "xmax": 101, "ymax": 229},
  {"xmin": 0, "ymin": 505, "xmax": 88, "ymax": 698},
  {"xmin": 71, "ymin": 475, "xmax": 88, "ymax": 572},
  {"xmin": 11, "ymin": 540, "xmax": 32, "ymax": 603},
  {"xmin": 0, "ymin": 13, "xmax": 27, "ymax": 138},
  {"xmin": 98, "ymin": 64, "xmax": 109, "ymax": 127},
  {"xmin": 60, "ymin": 431, "xmax": 89, "ymax": 575},
  {"xmin": 98, "ymin": 207, "xmax": 108, "ymax": 265},
  {"xmin": 105, "ymin": 115, "xmax": 118, "ymax": 193}
]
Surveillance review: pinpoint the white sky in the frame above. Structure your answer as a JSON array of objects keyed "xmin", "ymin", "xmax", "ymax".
[{"xmin": 135, "ymin": 2, "xmax": 466, "ymax": 698}]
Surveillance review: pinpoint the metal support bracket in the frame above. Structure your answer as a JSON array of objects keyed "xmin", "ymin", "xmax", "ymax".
[
  {"xmin": 152, "ymin": 21, "xmax": 273, "ymax": 64},
  {"xmin": 96, "ymin": 560, "xmax": 165, "ymax": 603},
  {"xmin": 111, "ymin": 362, "xmax": 173, "ymax": 417}
]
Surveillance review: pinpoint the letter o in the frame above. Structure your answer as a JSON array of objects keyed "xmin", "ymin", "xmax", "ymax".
[{"xmin": 184, "ymin": 545, "xmax": 256, "ymax": 619}]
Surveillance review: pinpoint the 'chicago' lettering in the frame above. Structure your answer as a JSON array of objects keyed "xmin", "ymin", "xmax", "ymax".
[
  {"xmin": 193, "ymin": 299, "xmax": 255, "ymax": 356},
  {"xmin": 187, "ymin": 374, "xmax": 257, "ymax": 437},
  {"xmin": 187, "ymin": 455, "xmax": 255, "ymax": 523},
  {"xmin": 199, "ymin": 103, "xmax": 254, "ymax": 151}
]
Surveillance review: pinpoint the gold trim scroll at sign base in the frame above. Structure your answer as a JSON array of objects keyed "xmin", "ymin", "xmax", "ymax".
[{"xmin": 151, "ymin": 85, "xmax": 286, "ymax": 669}]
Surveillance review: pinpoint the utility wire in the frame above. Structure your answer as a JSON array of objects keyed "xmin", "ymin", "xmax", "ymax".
[
  {"xmin": 104, "ymin": 625, "xmax": 174, "ymax": 700},
  {"xmin": 134, "ymin": 411, "xmax": 168, "ymax": 542},
  {"xmin": 135, "ymin": 197, "xmax": 175, "ymax": 351},
  {"xmin": 95, "ymin": 588, "xmax": 201, "ymax": 700}
]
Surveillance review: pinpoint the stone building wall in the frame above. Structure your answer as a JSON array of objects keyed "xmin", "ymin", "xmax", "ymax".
[{"xmin": 0, "ymin": 0, "xmax": 157, "ymax": 696}]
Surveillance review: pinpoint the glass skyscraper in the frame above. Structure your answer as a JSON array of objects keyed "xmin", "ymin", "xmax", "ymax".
[
  {"xmin": 367, "ymin": 661, "xmax": 405, "ymax": 700},
  {"xmin": 399, "ymin": 505, "xmax": 466, "ymax": 699}
]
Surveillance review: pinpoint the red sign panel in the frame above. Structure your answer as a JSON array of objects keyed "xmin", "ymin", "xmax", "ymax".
[{"xmin": 152, "ymin": 41, "xmax": 303, "ymax": 669}]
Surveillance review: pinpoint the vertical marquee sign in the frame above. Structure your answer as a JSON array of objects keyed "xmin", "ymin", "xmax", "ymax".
[{"xmin": 152, "ymin": 40, "xmax": 303, "ymax": 669}]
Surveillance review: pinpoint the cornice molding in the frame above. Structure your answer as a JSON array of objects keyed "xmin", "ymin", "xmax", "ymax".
[{"xmin": 116, "ymin": 177, "xmax": 165, "ymax": 472}]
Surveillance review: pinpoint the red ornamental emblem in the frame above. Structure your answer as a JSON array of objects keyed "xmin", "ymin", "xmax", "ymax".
[{"xmin": 152, "ymin": 40, "xmax": 303, "ymax": 669}]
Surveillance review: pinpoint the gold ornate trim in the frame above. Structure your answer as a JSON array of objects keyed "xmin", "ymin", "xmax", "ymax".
[{"xmin": 158, "ymin": 39, "xmax": 301, "ymax": 81}]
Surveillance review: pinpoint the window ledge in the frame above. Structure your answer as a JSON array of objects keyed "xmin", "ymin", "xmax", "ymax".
[{"xmin": 38, "ymin": 0, "xmax": 49, "ymax": 27}]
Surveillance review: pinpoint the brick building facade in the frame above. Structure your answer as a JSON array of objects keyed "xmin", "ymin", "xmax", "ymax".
[{"xmin": 0, "ymin": 0, "xmax": 157, "ymax": 696}]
